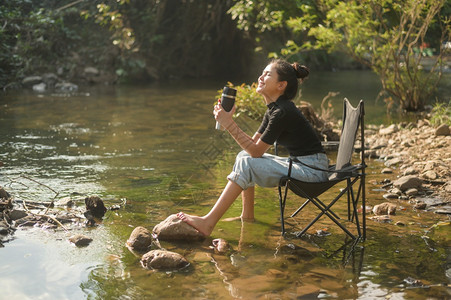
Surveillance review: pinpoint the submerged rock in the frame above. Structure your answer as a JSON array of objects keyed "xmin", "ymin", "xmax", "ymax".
[
  {"xmin": 126, "ymin": 226, "xmax": 152, "ymax": 251},
  {"xmin": 212, "ymin": 238, "xmax": 231, "ymax": 254},
  {"xmin": 153, "ymin": 214, "xmax": 204, "ymax": 241},
  {"xmin": 141, "ymin": 249, "xmax": 189, "ymax": 270}
]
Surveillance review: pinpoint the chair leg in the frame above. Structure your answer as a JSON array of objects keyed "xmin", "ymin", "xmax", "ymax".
[
  {"xmin": 278, "ymin": 183, "xmax": 290, "ymax": 235},
  {"xmin": 290, "ymin": 199, "xmax": 310, "ymax": 218},
  {"xmin": 349, "ymin": 181, "xmax": 362, "ymax": 238},
  {"xmin": 291, "ymin": 197, "xmax": 340, "ymax": 220},
  {"xmin": 295, "ymin": 188, "xmax": 357, "ymax": 239},
  {"xmin": 278, "ymin": 186, "xmax": 285, "ymax": 235},
  {"xmin": 362, "ymin": 174, "xmax": 367, "ymax": 240}
]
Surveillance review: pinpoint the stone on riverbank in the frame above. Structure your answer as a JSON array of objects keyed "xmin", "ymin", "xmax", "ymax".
[
  {"xmin": 141, "ymin": 249, "xmax": 189, "ymax": 270},
  {"xmin": 393, "ymin": 176, "xmax": 423, "ymax": 192},
  {"xmin": 153, "ymin": 214, "xmax": 205, "ymax": 241},
  {"xmin": 435, "ymin": 124, "xmax": 450, "ymax": 136},
  {"xmin": 126, "ymin": 226, "xmax": 152, "ymax": 251},
  {"xmin": 379, "ymin": 124, "xmax": 398, "ymax": 135}
]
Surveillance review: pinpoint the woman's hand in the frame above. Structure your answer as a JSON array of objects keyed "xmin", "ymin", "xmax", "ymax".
[{"xmin": 213, "ymin": 99, "xmax": 235, "ymax": 129}]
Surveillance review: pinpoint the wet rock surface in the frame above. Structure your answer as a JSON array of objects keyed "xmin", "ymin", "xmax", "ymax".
[
  {"xmin": 153, "ymin": 214, "xmax": 205, "ymax": 241},
  {"xmin": 126, "ymin": 226, "xmax": 153, "ymax": 251},
  {"xmin": 212, "ymin": 238, "xmax": 231, "ymax": 254},
  {"xmin": 69, "ymin": 234, "xmax": 93, "ymax": 247},
  {"xmin": 85, "ymin": 195, "xmax": 107, "ymax": 218},
  {"xmin": 141, "ymin": 249, "xmax": 190, "ymax": 270}
]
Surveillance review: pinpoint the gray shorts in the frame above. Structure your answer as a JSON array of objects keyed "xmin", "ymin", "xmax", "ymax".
[{"xmin": 227, "ymin": 150, "xmax": 329, "ymax": 190}]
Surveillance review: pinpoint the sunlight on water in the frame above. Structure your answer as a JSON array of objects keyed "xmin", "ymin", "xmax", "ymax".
[{"xmin": 0, "ymin": 73, "xmax": 449, "ymax": 299}]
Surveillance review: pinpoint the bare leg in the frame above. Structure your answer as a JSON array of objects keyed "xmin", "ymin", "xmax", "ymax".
[
  {"xmin": 221, "ymin": 186, "xmax": 255, "ymax": 222},
  {"xmin": 240, "ymin": 186, "xmax": 254, "ymax": 221},
  {"xmin": 177, "ymin": 180, "xmax": 243, "ymax": 236}
]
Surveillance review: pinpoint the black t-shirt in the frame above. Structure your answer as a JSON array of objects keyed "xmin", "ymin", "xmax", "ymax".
[{"xmin": 258, "ymin": 96, "xmax": 324, "ymax": 156}]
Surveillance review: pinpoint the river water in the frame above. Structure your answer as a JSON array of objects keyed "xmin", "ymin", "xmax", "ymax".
[{"xmin": 0, "ymin": 71, "xmax": 449, "ymax": 299}]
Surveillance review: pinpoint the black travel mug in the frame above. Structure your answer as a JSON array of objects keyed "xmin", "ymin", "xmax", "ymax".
[{"xmin": 215, "ymin": 86, "xmax": 237, "ymax": 130}]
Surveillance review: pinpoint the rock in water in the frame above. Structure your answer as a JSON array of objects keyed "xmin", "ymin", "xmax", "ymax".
[
  {"xmin": 373, "ymin": 202, "xmax": 397, "ymax": 215},
  {"xmin": 69, "ymin": 234, "xmax": 93, "ymax": 247},
  {"xmin": 212, "ymin": 238, "xmax": 231, "ymax": 254},
  {"xmin": 126, "ymin": 226, "xmax": 152, "ymax": 251},
  {"xmin": 85, "ymin": 196, "xmax": 107, "ymax": 218},
  {"xmin": 0, "ymin": 186, "xmax": 11, "ymax": 200},
  {"xmin": 153, "ymin": 214, "xmax": 205, "ymax": 241},
  {"xmin": 141, "ymin": 250, "xmax": 189, "ymax": 270}
]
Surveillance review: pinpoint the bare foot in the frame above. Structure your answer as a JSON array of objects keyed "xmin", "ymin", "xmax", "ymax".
[{"xmin": 176, "ymin": 212, "xmax": 214, "ymax": 236}]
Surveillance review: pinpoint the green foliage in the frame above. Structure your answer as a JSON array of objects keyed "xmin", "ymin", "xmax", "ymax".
[
  {"xmin": 81, "ymin": 1, "xmax": 135, "ymax": 52},
  {"xmin": 430, "ymin": 101, "xmax": 451, "ymax": 126},
  {"xmin": 228, "ymin": 0, "xmax": 287, "ymax": 32},
  {"xmin": 217, "ymin": 82, "xmax": 267, "ymax": 121},
  {"xmin": 1, "ymin": 1, "xmax": 248, "ymax": 87},
  {"xmin": 283, "ymin": 0, "xmax": 451, "ymax": 112}
]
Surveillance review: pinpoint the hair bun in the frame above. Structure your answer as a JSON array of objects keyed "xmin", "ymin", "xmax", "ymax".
[{"xmin": 291, "ymin": 63, "xmax": 309, "ymax": 80}]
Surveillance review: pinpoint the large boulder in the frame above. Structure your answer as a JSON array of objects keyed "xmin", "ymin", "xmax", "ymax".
[
  {"xmin": 393, "ymin": 176, "xmax": 423, "ymax": 192},
  {"xmin": 153, "ymin": 214, "xmax": 204, "ymax": 241},
  {"xmin": 141, "ymin": 249, "xmax": 189, "ymax": 270},
  {"xmin": 126, "ymin": 226, "xmax": 152, "ymax": 251}
]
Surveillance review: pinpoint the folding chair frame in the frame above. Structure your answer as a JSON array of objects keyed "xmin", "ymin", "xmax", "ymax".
[{"xmin": 277, "ymin": 99, "xmax": 366, "ymax": 241}]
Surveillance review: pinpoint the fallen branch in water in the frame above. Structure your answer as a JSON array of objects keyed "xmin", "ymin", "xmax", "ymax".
[
  {"xmin": 8, "ymin": 175, "xmax": 60, "ymax": 214},
  {"xmin": 22, "ymin": 199, "xmax": 68, "ymax": 232}
]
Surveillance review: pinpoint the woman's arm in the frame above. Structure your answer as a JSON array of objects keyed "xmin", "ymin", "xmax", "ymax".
[
  {"xmin": 225, "ymin": 121, "xmax": 271, "ymax": 158},
  {"xmin": 214, "ymin": 102, "xmax": 270, "ymax": 158}
]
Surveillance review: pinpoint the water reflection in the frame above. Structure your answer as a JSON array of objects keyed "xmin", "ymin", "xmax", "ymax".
[{"xmin": 0, "ymin": 73, "xmax": 449, "ymax": 299}]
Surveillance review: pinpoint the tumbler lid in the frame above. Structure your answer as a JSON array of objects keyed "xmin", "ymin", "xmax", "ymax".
[{"xmin": 223, "ymin": 86, "xmax": 237, "ymax": 97}]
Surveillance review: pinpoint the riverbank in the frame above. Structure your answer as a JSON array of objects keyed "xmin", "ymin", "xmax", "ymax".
[{"xmin": 365, "ymin": 119, "xmax": 451, "ymax": 216}]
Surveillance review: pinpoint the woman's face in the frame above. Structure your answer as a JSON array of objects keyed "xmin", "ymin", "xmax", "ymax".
[{"xmin": 256, "ymin": 63, "xmax": 283, "ymax": 99}]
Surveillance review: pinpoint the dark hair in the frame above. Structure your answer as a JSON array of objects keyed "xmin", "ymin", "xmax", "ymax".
[{"xmin": 270, "ymin": 59, "xmax": 309, "ymax": 100}]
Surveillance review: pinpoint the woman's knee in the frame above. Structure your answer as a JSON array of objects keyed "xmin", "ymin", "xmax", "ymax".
[{"xmin": 236, "ymin": 150, "xmax": 250, "ymax": 160}]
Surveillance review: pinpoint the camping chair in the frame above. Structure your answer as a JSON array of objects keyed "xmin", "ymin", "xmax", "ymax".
[{"xmin": 277, "ymin": 98, "xmax": 366, "ymax": 241}]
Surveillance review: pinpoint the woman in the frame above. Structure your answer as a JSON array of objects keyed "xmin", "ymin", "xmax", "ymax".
[{"xmin": 177, "ymin": 59, "xmax": 329, "ymax": 236}]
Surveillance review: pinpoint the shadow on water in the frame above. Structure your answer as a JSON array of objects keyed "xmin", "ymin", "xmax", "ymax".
[{"xmin": 0, "ymin": 71, "xmax": 450, "ymax": 299}]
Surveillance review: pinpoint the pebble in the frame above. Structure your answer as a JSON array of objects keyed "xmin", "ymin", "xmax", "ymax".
[
  {"xmin": 414, "ymin": 202, "xmax": 427, "ymax": 210},
  {"xmin": 383, "ymin": 193, "xmax": 399, "ymax": 200},
  {"xmin": 382, "ymin": 168, "xmax": 393, "ymax": 174},
  {"xmin": 403, "ymin": 167, "xmax": 417, "ymax": 176},
  {"xmin": 422, "ymin": 170, "xmax": 438, "ymax": 180},
  {"xmin": 405, "ymin": 188, "xmax": 418, "ymax": 196}
]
